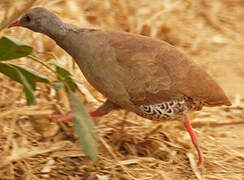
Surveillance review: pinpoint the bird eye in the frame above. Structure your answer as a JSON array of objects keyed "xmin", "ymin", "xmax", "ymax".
[{"xmin": 25, "ymin": 15, "xmax": 31, "ymax": 23}]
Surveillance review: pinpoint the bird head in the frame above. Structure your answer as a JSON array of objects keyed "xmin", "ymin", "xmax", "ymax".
[{"xmin": 9, "ymin": 7, "xmax": 63, "ymax": 35}]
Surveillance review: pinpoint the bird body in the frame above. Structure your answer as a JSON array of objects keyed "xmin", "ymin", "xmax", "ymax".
[
  {"xmin": 54, "ymin": 29, "xmax": 230, "ymax": 120},
  {"xmin": 10, "ymin": 7, "xmax": 231, "ymax": 165}
]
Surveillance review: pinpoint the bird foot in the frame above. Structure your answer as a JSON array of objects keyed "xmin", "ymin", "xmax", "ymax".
[{"xmin": 184, "ymin": 114, "xmax": 202, "ymax": 166}]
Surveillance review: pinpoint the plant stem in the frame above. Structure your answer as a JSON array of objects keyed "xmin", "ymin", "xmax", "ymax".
[
  {"xmin": 28, "ymin": 54, "xmax": 66, "ymax": 81},
  {"xmin": 28, "ymin": 55, "xmax": 57, "ymax": 74}
]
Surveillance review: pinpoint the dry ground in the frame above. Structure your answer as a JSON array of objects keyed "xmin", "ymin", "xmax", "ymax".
[{"xmin": 0, "ymin": 0, "xmax": 244, "ymax": 179}]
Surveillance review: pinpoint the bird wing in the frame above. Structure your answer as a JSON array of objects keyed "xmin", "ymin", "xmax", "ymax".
[{"xmin": 106, "ymin": 30, "xmax": 231, "ymax": 106}]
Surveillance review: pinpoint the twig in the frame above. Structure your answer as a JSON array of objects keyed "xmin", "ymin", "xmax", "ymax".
[
  {"xmin": 0, "ymin": 0, "xmax": 38, "ymax": 31},
  {"xmin": 3, "ymin": 0, "xmax": 12, "ymax": 20},
  {"xmin": 99, "ymin": 136, "xmax": 138, "ymax": 180},
  {"xmin": 187, "ymin": 153, "xmax": 203, "ymax": 180},
  {"xmin": 192, "ymin": 121, "xmax": 244, "ymax": 128}
]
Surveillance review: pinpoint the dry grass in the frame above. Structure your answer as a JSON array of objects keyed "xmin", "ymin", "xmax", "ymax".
[{"xmin": 1, "ymin": 0, "xmax": 244, "ymax": 179}]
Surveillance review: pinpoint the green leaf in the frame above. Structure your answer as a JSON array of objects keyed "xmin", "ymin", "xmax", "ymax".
[
  {"xmin": 17, "ymin": 70, "xmax": 37, "ymax": 105},
  {"xmin": 49, "ymin": 59, "xmax": 71, "ymax": 77},
  {"xmin": 49, "ymin": 59, "xmax": 78, "ymax": 91},
  {"xmin": 56, "ymin": 65, "xmax": 72, "ymax": 78},
  {"xmin": 11, "ymin": 63, "xmax": 49, "ymax": 89},
  {"xmin": 0, "ymin": 63, "xmax": 22, "ymax": 83},
  {"xmin": 67, "ymin": 88, "xmax": 97, "ymax": 162},
  {"xmin": 0, "ymin": 35, "xmax": 33, "ymax": 60},
  {"xmin": 0, "ymin": 63, "xmax": 36, "ymax": 104},
  {"xmin": 66, "ymin": 77, "xmax": 78, "ymax": 91},
  {"xmin": 0, "ymin": 62, "xmax": 50, "ymax": 105},
  {"xmin": 52, "ymin": 81, "xmax": 64, "ymax": 91},
  {"xmin": 0, "ymin": 62, "xmax": 50, "ymax": 90}
]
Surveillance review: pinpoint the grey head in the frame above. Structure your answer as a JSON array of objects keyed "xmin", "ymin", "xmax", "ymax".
[{"xmin": 15, "ymin": 7, "xmax": 72, "ymax": 40}]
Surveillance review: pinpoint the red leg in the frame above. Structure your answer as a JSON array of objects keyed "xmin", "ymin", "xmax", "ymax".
[
  {"xmin": 48, "ymin": 114, "xmax": 72, "ymax": 121},
  {"xmin": 184, "ymin": 114, "xmax": 202, "ymax": 166},
  {"xmin": 89, "ymin": 111, "xmax": 105, "ymax": 117},
  {"xmin": 49, "ymin": 111, "xmax": 105, "ymax": 121}
]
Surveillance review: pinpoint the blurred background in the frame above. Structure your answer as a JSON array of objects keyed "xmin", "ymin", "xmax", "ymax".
[{"xmin": 0, "ymin": 0, "xmax": 244, "ymax": 179}]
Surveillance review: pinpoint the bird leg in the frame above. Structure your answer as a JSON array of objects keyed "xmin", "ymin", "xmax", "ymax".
[
  {"xmin": 49, "ymin": 99, "xmax": 118, "ymax": 121},
  {"xmin": 49, "ymin": 111, "xmax": 104, "ymax": 121},
  {"xmin": 90, "ymin": 100, "xmax": 120, "ymax": 118},
  {"xmin": 89, "ymin": 111, "xmax": 106, "ymax": 117},
  {"xmin": 184, "ymin": 114, "xmax": 202, "ymax": 166}
]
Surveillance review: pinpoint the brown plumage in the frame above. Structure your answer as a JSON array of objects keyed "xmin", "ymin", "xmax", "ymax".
[{"xmin": 10, "ymin": 7, "xmax": 231, "ymax": 165}]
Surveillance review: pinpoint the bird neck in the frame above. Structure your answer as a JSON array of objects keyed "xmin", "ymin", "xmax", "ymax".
[
  {"xmin": 45, "ymin": 23, "xmax": 74, "ymax": 42},
  {"xmin": 52, "ymin": 27, "xmax": 90, "ymax": 62}
]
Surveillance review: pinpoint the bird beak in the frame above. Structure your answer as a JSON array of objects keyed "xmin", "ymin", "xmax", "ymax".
[{"xmin": 8, "ymin": 21, "xmax": 22, "ymax": 28}]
